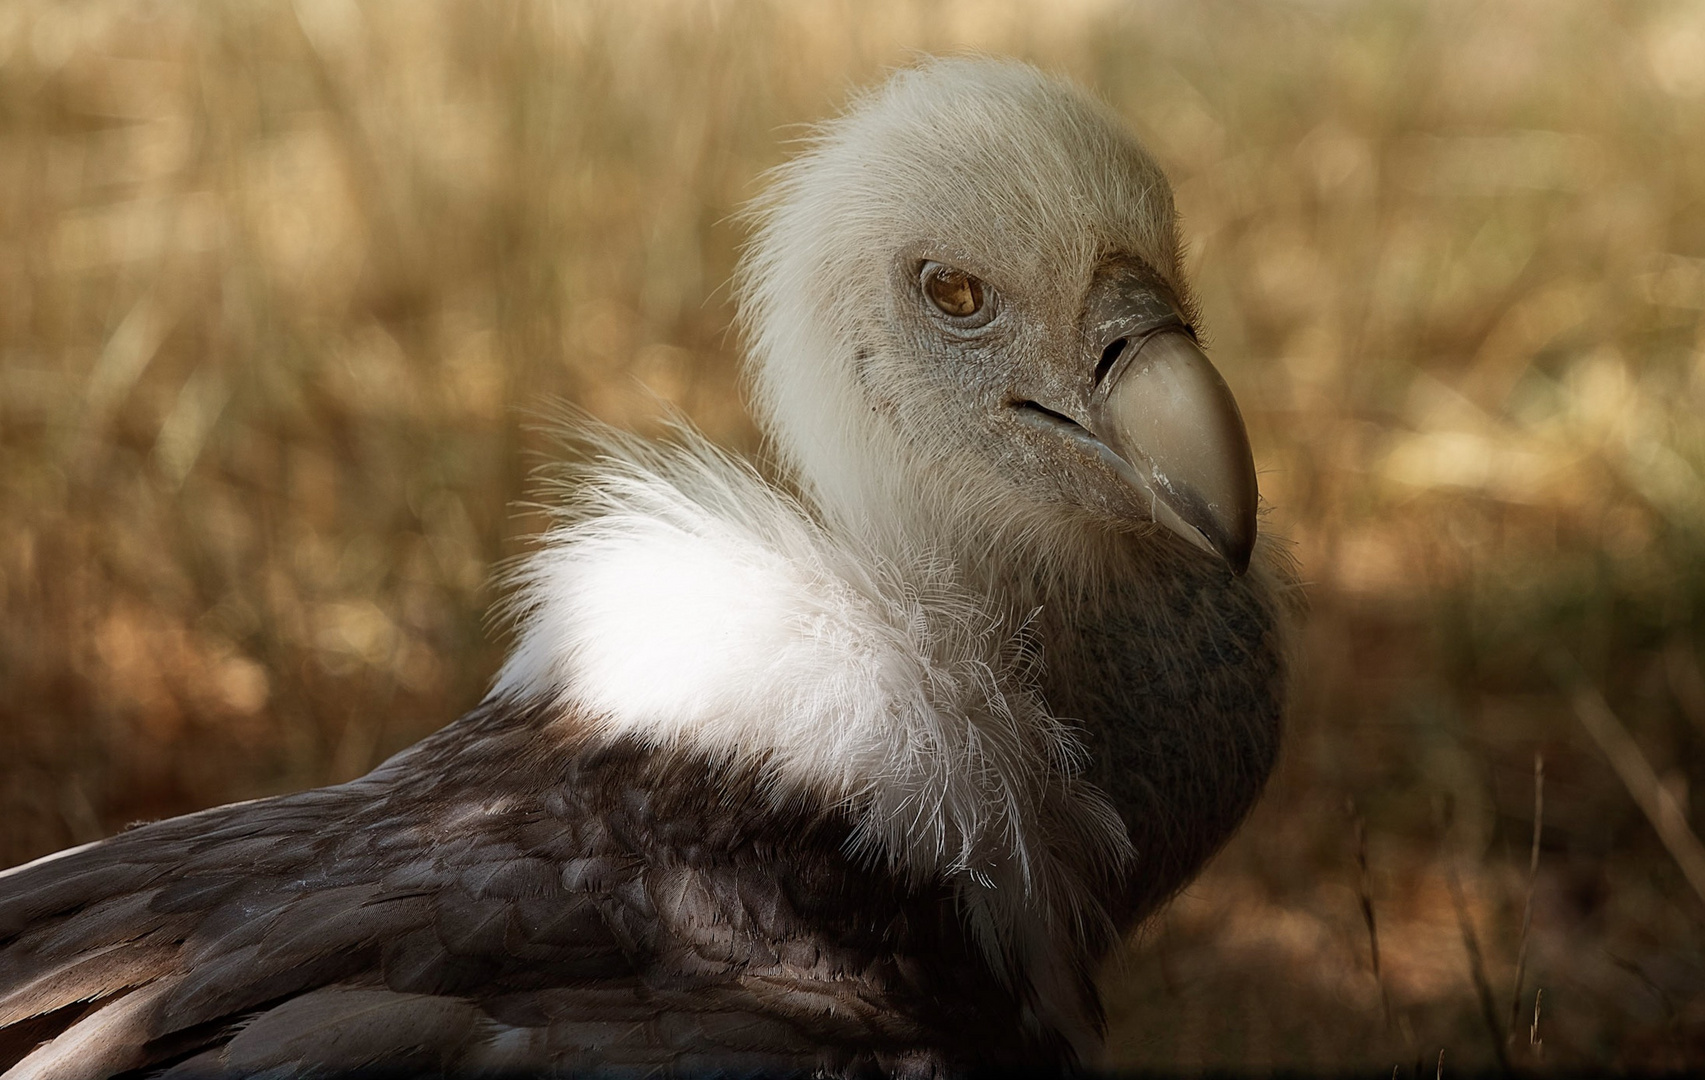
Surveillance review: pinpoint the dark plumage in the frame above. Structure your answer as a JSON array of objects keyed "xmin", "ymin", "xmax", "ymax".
[
  {"xmin": 2, "ymin": 707, "xmax": 1062, "ymax": 1076},
  {"xmin": 0, "ymin": 58, "xmax": 1292, "ymax": 1077}
]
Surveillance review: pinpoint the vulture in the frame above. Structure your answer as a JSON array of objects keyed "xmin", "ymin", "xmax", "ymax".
[{"xmin": 0, "ymin": 58, "xmax": 1291, "ymax": 1078}]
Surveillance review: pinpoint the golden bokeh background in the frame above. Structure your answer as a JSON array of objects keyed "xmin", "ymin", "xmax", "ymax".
[{"xmin": 3, "ymin": 0, "xmax": 1705, "ymax": 1070}]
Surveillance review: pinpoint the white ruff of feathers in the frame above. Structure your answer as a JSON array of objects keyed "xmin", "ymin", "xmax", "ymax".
[{"xmin": 490, "ymin": 428, "xmax": 1131, "ymax": 962}]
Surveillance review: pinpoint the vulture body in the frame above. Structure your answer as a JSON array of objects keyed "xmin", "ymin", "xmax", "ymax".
[{"xmin": 0, "ymin": 59, "xmax": 1291, "ymax": 1078}]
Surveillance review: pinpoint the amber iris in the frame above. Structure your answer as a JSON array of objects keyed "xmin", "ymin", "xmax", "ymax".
[{"xmin": 922, "ymin": 264, "xmax": 985, "ymax": 318}]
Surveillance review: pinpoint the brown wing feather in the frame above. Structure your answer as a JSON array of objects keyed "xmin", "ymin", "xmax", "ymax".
[
  {"xmin": 0, "ymin": 702, "xmax": 1063, "ymax": 1078},
  {"xmin": 209, "ymin": 987, "xmax": 485, "ymax": 1077},
  {"xmin": 0, "ymin": 939, "xmax": 177, "ymax": 1028}
]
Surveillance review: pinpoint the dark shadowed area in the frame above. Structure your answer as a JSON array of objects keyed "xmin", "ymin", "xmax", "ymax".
[{"xmin": 3, "ymin": 0, "xmax": 1704, "ymax": 1072}]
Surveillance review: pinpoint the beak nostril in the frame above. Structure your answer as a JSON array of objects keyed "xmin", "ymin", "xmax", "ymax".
[{"xmin": 1093, "ymin": 338, "xmax": 1127, "ymax": 387}]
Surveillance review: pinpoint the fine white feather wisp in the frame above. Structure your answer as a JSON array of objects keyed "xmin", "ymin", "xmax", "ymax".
[{"xmin": 492, "ymin": 428, "xmax": 1131, "ymax": 933}]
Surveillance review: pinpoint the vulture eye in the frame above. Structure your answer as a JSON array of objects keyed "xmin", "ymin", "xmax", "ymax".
[{"xmin": 920, "ymin": 262, "xmax": 994, "ymax": 327}]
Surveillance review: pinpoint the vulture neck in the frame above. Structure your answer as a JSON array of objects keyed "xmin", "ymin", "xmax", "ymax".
[{"xmin": 806, "ymin": 452, "xmax": 1286, "ymax": 924}]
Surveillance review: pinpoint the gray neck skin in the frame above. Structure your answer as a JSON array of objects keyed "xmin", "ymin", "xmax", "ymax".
[
  {"xmin": 948, "ymin": 516, "xmax": 1287, "ymax": 929},
  {"xmin": 1035, "ymin": 538, "xmax": 1284, "ymax": 926},
  {"xmin": 810, "ymin": 449, "xmax": 1285, "ymax": 930}
]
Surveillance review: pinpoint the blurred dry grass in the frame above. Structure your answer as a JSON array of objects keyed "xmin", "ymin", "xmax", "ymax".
[{"xmin": 3, "ymin": 0, "xmax": 1705, "ymax": 1071}]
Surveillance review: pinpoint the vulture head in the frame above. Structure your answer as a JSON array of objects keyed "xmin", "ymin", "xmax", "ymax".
[
  {"xmin": 0, "ymin": 57, "xmax": 1291, "ymax": 1078},
  {"xmin": 743, "ymin": 58, "xmax": 1258, "ymax": 578}
]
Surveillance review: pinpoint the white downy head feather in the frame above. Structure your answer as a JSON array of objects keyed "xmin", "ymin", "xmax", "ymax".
[{"xmin": 738, "ymin": 56, "xmax": 1183, "ymax": 572}]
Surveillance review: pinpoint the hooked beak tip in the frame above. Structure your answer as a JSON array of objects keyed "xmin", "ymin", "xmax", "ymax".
[{"xmin": 1217, "ymin": 518, "xmax": 1255, "ymax": 577}]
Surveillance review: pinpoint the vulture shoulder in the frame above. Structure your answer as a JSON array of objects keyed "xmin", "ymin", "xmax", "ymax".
[{"xmin": 0, "ymin": 702, "xmax": 1065, "ymax": 1078}]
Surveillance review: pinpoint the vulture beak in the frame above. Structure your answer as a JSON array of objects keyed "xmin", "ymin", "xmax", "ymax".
[
  {"xmin": 1087, "ymin": 329, "xmax": 1257, "ymax": 574},
  {"xmin": 1019, "ymin": 261, "xmax": 1259, "ymax": 574},
  {"xmin": 1083, "ymin": 263, "xmax": 1258, "ymax": 574}
]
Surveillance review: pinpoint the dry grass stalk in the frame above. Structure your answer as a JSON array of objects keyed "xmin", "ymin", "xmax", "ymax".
[
  {"xmin": 1349, "ymin": 797, "xmax": 1393, "ymax": 1026},
  {"xmin": 1569, "ymin": 680, "xmax": 1705, "ymax": 908},
  {"xmin": 1530, "ymin": 988, "xmax": 1544, "ymax": 1061},
  {"xmin": 1506, "ymin": 752, "xmax": 1543, "ymax": 1053},
  {"xmin": 1445, "ymin": 861, "xmax": 1512, "ymax": 1075}
]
